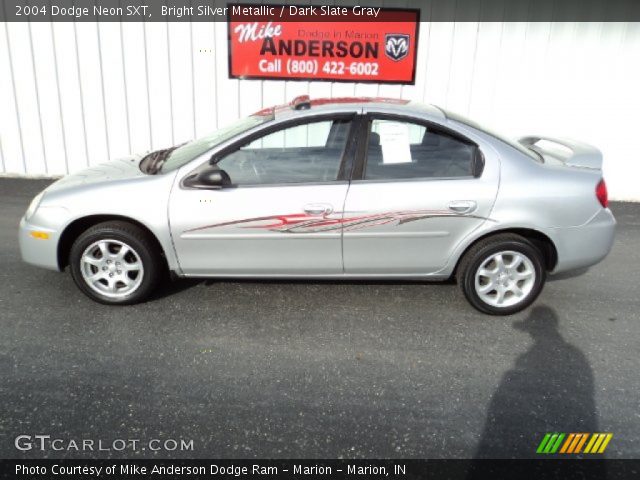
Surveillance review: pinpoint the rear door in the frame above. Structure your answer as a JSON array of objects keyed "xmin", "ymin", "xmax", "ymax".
[
  {"xmin": 342, "ymin": 114, "xmax": 499, "ymax": 275},
  {"xmin": 169, "ymin": 114, "xmax": 357, "ymax": 275}
]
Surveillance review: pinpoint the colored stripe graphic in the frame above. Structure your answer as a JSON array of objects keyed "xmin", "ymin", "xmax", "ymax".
[
  {"xmin": 584, "ymin": 433, "xmax": 613, "ymax": 453},
  {"xmin": 550, "ymin": 433, "xmax": 565, "ymax": 453},
  {"xmin": 543, "ymin": 434, "xmax": 558, "ymax": 453},
  {"xmin": 566, "ymin": 434, "xmax": 582, "ymax": 453},
  {"xmin": 538, "ymin": 433, "xmax": 613, "ymax": 454},
  {"xmin": 584, "ymin": 434, "xmax": 599, "ymax": 453},
  {"xmin": 536, "ymin": 433, "xmax": 552, "ymax": 454},
  {"xmin": 536, "ymin": 433, "xmax": 565, "ymax": 454},
  {"xmin": 559, "ymin": 433, "xmax": 575, "ymax": 453},
  {"xmin": 597, "ymin": 434, "xmax": 613, "ymax": 453},
  {"xmin": 184, "ymin": 209, "xmax": 494, "ymax": 235},
  {"xmin": 573, "ymin": 434, "xmax": 588, "ymax": 453}
]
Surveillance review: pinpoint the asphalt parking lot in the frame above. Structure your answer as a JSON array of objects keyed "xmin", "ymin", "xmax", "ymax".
[{"xmin": 1, "ymin": 178, "xmax": 638, "ymax": 459}]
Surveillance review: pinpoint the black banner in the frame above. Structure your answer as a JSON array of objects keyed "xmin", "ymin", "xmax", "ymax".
[
  {"xmin": 1, "ymin": 0, "xmax": 640, "ymax": 22},
  {"xmin": 3, "ymin": 459, "xmax": 640, "ymax": 480}
]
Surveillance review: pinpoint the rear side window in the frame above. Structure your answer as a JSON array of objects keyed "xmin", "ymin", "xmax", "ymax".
[
  {"xmin": 364, "ymin": 118, "xmax": 478, "ymax": 180},
  {"xmin": 443, "ymin": 109, "xmax": 542, "ymax": 163},
  {"xmin": 215, "ymin": 119, "xmax": 352, "ymax": 185}
]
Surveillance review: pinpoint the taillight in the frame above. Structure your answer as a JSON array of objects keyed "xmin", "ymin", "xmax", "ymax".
[{"xmin": 596, "ymin": 179, "xmax": 608, "ymax": 208}]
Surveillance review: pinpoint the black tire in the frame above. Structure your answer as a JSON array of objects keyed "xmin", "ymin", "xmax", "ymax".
[
  {"xmin": 69, "ymin": 221, "xmax": 162, "ymax": 305},
  {"xmin": 457, "ymin": 233, "xmax": 546, "ymax": 315}
]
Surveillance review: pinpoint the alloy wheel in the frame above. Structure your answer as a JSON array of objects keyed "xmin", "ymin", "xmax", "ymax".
[
  {"xmin": 474, "ymin": 250, "xmax": 536, "ymax": 308},
  {"xmin": 79, "ymin": 239, "xmax": 144, "ymax": 299}
]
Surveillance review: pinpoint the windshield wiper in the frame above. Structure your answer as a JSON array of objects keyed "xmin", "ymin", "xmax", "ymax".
[{"xmin": 141, "ymin": 146, "xmax": 180, "ymax": 174}]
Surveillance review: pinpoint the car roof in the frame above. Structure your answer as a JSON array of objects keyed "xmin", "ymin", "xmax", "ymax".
[{"xmin": 255, "ymin": 97, "xmax": 447, "ymax": 122}]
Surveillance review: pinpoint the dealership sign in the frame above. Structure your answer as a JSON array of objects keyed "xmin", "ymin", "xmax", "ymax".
[{"xmin": 228, "ymin": 6, "xmax": 419, "ymax": 84}]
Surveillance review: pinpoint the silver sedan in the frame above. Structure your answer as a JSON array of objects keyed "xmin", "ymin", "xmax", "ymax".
[{"xmin": 19, "ymin": 97, "xmax": 615, "ymax": 314}]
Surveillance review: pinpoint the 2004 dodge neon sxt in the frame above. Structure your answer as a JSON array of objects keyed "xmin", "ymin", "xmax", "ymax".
[{"xmin": 19, "ymin": 97, "xmax": 615, "ymax": 314}]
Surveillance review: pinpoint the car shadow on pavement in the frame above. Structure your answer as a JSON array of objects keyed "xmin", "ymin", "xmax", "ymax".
[
  {"xmin": 146, "ymin": 276, "xmax": 458, "ymax": 303},
  {"xmin": 148, "ymin": 277, "xmax": 204, "ymax": 301},
  {"xmin": 468, "ymin": 305, "xmax": 606, "ymax": 478}
]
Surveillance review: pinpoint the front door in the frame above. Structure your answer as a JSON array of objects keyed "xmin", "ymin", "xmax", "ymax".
[
  {"xmin": 342, "ymin": 115, "xmax": 499, "ymax": 275},
  {"xmin": 169, "ymin": 116, "xmax": 355, "ymax": 275}
]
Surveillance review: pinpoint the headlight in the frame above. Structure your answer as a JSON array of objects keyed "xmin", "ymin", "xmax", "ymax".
[{"xmin": 24, "ymin": 191, "xmax": 45, "ymax": 220}]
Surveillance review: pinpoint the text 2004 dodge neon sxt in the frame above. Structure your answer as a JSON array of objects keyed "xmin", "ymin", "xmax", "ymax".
[{"xmin": 19, "ymin": 97, "xmax": 615, "ymax": 315}]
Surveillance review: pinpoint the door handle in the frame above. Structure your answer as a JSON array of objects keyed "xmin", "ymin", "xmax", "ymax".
[
  {"xmin": 304, "ymin": 203, "xmax": 333, "ymax": 215},
  {"xmin": 448, "ymin": 200, "xmax": 477, "ymax": 214}
]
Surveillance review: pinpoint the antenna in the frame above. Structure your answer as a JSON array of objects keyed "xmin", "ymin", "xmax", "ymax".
[{"xmin": 290, "ymin": 95, "xmax": 311, "ymax": 110}]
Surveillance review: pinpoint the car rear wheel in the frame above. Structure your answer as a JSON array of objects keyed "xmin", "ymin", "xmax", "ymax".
[
  {"xmin": 457, "ymin": 234, "xmax": 546, "ymax": 315},
  {"xmin": 69, "ymin": 221, "xmax": 162, "ymax": 305}
]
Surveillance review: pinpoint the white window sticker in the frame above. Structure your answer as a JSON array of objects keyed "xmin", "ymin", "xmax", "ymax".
[{"xmin": 377, "ymin": 121, "xmax": 413, "ymax": 164}]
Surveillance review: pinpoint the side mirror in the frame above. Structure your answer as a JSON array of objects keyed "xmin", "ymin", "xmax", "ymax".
[{"xmin": 189, "ymin": 167, "xmax": 231, "ymax": 189}]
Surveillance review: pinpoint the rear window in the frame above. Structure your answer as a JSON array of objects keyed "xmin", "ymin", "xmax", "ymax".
[{"xmin": 443, "ymin": 109, "xmax": 542, "ymax": 163}]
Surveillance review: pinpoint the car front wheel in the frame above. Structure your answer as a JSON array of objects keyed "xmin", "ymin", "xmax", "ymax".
[
  {"xmin": 69, "ymin": 221, "xmax": 162, "ymax": 305},
  {"xmin": 458, "ymin": 234, "xmax": 546, "ymax": 315}
]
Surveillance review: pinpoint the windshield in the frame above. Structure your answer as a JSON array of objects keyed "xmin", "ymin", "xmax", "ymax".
[
  {"xmin": 443, "ymin": 109, "xmax": 543, "ymax": 163},
  {"xmin": 159, "ymin": 114, "xmax": 273, "ymax": 173}
]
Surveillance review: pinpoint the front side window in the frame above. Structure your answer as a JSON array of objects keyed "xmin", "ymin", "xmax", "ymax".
[
  {"xmin": 160, "ymin": 114, "xmax": 272, "ymax": 173},
  {"xmin": 364, "ymin": 118, "xmax": 477, "ymax": 180},
  {"xmin": 215, "ymin": 118, "xmax": 352, "ymax": 186}
]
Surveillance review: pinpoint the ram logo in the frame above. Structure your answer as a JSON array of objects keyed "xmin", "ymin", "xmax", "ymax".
[{"xmin": 384, "ymin": 34, "xmax": 410, "ymax": 61}]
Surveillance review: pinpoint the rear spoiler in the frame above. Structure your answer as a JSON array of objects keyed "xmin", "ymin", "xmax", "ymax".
[{"xmin": 519, "ymin": 136, "xmax": 602, "ymax": 170}]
